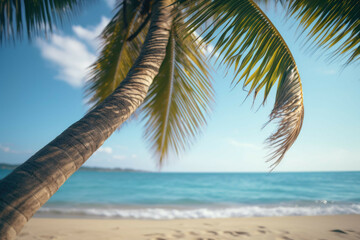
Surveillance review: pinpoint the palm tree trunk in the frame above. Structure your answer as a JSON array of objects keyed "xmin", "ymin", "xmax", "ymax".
[{"xmin": 0, "ymin": 0, "xmax": 173, "ymax": 239}]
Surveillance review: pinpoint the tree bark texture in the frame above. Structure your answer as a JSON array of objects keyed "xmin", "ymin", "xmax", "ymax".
[{"xmin": 0, "ymin": 0, "xmax": 173, "ymax": 239}]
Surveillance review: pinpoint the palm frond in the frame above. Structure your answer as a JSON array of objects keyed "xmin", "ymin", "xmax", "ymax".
[
  {"xmin": 85, "ymin": 0, "xmax": 149, "ymax": 108},
  {"xmin": 253, "ymin": 0, "xmax": 285, "ymax": 5},
  {"xmin": 142, "ymin": 18, "xmax": 214, "ymax": 164},
  {"xmin": 184, "ymin": 0, "xmax": 304, "ymax": 167},
  {"xmin": 0, "ymin": 0, "xmax": 90, "ymax": 44},
  {"xmin": 285, "ymin": 0, "xmax": 360, "ymax": 64}
]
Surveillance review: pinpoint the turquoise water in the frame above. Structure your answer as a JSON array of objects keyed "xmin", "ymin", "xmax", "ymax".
[{"xmin": 1, "ymin": 170, "xmax": 359, "ymax": 219}]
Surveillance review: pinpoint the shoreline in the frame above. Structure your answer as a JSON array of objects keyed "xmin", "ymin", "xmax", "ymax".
[
  {"xmin": 18, "ymin": 214, "xmax": 360, "ymax": 240},
  {"xmin": 35, "ymin": 202, "xmax": 360, "ymax": 219}
]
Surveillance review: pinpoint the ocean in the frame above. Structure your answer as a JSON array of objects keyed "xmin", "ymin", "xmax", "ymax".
[{"xmin": 1, "ymin": 170, "xmax": 359, "ymax": 219}]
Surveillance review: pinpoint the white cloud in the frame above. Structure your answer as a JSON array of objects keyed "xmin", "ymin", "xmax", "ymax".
[
  {"xmin": 131, "ymin": 154, "xmax": 137, "ymax": 159},
  {"xmin": 36, "ymin": 17, "xmax": 109, "ymax": 88},
  {"xmin": 193, "ymin": 31, "xmax": 219, "ymax": 58},
  {"xmin": 228, "ymin": 139, "xmax": 260, "ymax": 150},
  {"xmin": 0, "ymin": 144, "xmax": 31, "ymax": 154},
  {"xmin": 324, "ymin": 69, "xmax": 337, "ymax": 75},
  {"xmin": 0, "ymin": 144, "xmax": 11, "ymax": 153},
  {"xmin": 37, "ymin": 35, "xmax": 96, "ymax": 87},
  {"xmin": 97, "ymin": 146, "xmax": 113, "ymax": 154},
  {"xmin": 318, "ymin": 67, "xmax": 337, "ymax": 75},
  {"xmin": 113, "ymin": 155, "xmax": 126, "ymax": 160},
  {"xmin": 73, "ymin": 17, "xmax": 109, "ymax": 50},
  {"xmin": 275, "ymin": 146, "xmax": 360, "ymax": 172},
  {"xmin": 104, "ymin": 0, "xmax": 116, "ymax": 8}
]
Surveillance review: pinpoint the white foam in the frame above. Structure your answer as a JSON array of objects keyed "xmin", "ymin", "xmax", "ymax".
[{"xmin": 38, "ymin": 203, "xmax": 360, "ymax": 219}]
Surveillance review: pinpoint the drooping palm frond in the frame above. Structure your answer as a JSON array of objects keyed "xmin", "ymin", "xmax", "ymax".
[
  {"xmin": 142, "ymin": 17, "xmax": 213, "ymax": 164},
  {"xmin": 86, "ymin": 0, "xmax": 149, "ymax": 108},
  {"xmin": 184, "ymin": 0, "xmax": 304, "ymax": 167},
  {"xmin": 253, "ymin": 0, "xmax": 283, "ymax": 6},
  {"xmin": 0, "ymin": 0, "xmax": 90, "ymax": 44},
  {"xmin": 284, "ymin": 0, "xmax": 360, "ymax": 64}
]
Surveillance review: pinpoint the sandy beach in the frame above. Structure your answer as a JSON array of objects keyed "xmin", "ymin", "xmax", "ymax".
[{"xmin": 16, "ymin": 215, "xmax": 360, "ymax": 240}]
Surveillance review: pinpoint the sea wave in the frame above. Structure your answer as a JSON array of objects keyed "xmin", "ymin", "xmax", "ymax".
[{"xmin": 38, "ymin": 203, "xmax": 360, "ymax": 219}]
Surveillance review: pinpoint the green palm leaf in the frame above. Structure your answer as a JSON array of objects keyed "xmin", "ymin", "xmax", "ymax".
[
  {"xmin": 0, "ymin": 0, "xmax": 90, "ymax": 44},
  {"xmin": 86, "ymin": 0, "xmax": 149, "ymax": 107},
  {"xmin": 142, "ymin": 17, "xmax": 214, "ymax": 164},
  {"xmin": 285, "ymin": 0, "xmax": 360, "ymax": 64},
  {"xmin": 184, "ymin": 0, "xmax": 304, "ymax": 167}
]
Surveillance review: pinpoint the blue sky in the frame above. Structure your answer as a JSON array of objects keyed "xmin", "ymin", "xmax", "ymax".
[{"xmin": 0, "ymin": 0, "xmax": 359, "ymax": 172}]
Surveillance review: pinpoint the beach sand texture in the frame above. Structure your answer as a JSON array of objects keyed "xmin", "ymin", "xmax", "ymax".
[{"xmin": 17, "ymin": 215, "xmax": 360, "ymax": 240}]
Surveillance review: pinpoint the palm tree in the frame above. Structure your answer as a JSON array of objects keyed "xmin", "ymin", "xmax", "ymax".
[{"xmin": 0, "ymin": 0, "xmax": 358, "ymax": 239}]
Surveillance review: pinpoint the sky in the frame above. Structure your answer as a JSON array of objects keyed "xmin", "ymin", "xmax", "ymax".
[{"xmin": 0, "ymin": 0, "xmax": 359, "ymax": 172}]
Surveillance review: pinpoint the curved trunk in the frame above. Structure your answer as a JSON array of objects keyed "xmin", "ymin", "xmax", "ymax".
[{"xmin": 0, "ymin": 0, "xmax": 173, "ymax": 239}]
